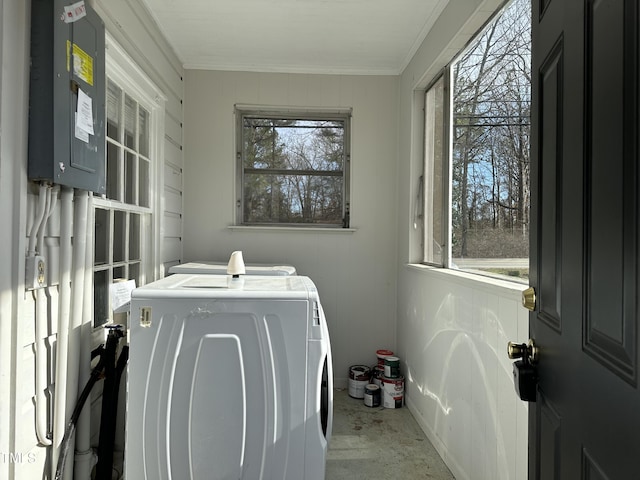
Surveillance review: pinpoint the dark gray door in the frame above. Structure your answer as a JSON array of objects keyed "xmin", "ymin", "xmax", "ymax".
[{"xmin": 529, "ymin": 0, "xmax": 640, "ymax": 478}]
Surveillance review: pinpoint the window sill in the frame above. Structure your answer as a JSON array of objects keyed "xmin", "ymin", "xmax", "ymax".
[
  {"xmin": 406, "ymin": 263, "xmax": 528, "ymax": 299},
  {"xmin": 228, "ymin": 225, "xmax": 357, "ymax": 233}
]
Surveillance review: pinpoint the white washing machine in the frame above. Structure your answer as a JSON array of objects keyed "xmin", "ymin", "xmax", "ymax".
[
  {"xmin": 168, "ymin": 261, "xmax": 297, "ymax": 276},
  {"xmin": 126, "ymin": 274, "xmax": 332, "ymax": 480}
]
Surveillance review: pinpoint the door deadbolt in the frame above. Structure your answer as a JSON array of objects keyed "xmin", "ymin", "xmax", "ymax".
[{"xmin": 522, "ymin": 286, "xmax": 536, "ymax": 311}]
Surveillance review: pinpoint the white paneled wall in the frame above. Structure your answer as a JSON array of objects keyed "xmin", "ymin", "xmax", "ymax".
[
  {"xmin": 182, "ymin": 70, "xmax": 399, "ymax": 386},
  {"xmin": 1, "ymin": 1, "xmax": 42, "ymax": 477},
  {"xmin": 398, "ymin": 267, "xmax": 529, "ymax": 480}
]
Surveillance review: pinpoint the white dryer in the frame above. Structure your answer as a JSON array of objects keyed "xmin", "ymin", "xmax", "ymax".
[
  {"xmin": 126, "ymin": 274, "xmax": 333, "ymax": 480},
  {"xmin": 168, "ymin": 261, "xmax": 297, "ymax": 276}
]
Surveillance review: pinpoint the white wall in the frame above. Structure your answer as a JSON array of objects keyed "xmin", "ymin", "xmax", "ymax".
[
  {"xmin": 396, "ymin": 1, "xmax": 529, "ymax": 479},
  {"xmin": 0, "ymin": 0, "xmax": 34, "ymax": 477},
  {"xmin": 183, "ymin": 70, "xmax": 399, "ymax": 385},
  {"xmin": 398, "ymin": 267, "xmax": 529, "ymax": 479},
  {"xmin": 0, "ymin": 1, "xmax": 183, "ymax": 478}
]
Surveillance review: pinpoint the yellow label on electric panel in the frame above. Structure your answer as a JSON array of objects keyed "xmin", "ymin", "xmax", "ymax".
[{"xmin": 66, "ymin": 40, "xmax": 94, "ymax": 86}]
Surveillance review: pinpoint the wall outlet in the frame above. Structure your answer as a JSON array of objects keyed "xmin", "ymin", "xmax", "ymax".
[{"xmin": 26, "ymin": 255, "xmax": 46, "ymax": 290}]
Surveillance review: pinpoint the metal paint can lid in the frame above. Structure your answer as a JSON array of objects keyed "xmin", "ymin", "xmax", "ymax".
[
  {"xmin": 376, "ymin": 349, "xmax": 394, "ymax": 365},
  {"xmin": 349, "ymin": 365, "xmax": 371, "ymax": 381},
  {"xmin": 384, "ymin": 356, "xmax": 400, "ymax": 378}
]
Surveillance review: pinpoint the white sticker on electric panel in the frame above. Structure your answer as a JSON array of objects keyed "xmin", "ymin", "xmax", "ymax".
[
  {"xmin": 74, "ymin": 113, "xmax": 89, "ymax": 143},
  {"xmin": 62, "ymin": 1, "xmax": 86, "ymax": 23},
  {"xmin": 76, "ymin": 88, "xmax": 94, "ymax": 136}
]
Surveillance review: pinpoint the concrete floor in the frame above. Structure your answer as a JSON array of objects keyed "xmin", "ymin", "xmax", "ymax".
[{"xmin": 326, "ymin": 389, "xmax": 455, "ymax": 480}]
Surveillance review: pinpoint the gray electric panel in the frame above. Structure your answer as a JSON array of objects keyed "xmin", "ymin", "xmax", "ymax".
[{"xmin": 28, "ymin": 0, "xmax": 106, "ymax": 194}]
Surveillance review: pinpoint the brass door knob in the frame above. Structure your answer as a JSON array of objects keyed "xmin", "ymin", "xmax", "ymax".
[
  {"xmin": 508, "ymin": 341, "xmax": 526, "ymax": 359},
  {"xmin": 507, "ymin": 339, "xmax": 539, "ymax": 364}
]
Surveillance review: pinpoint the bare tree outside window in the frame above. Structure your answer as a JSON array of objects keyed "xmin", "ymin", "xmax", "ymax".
[
  {"xmin": 237, "ymin": 109, "xmax": 351, "ymax": 227},
  {"xmin": 451, "ymin": 0, "xmax": 531, "ymax": 280}
]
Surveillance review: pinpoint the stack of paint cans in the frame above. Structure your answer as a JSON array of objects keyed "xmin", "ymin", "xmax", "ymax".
[
  {"xmin": 376, "ymin": 349, "xmax": 404, "ymax": 409},
  {"xmin": 348, "ymin": 350, "xmax": 404, "ymax": 409},
  {"xmin": 381, "ymin": 357, "xmax": 404, "ymax": 408},
  {"xmin": 372, "ymin": 349, "xmax": 392, "ymax": 387}
]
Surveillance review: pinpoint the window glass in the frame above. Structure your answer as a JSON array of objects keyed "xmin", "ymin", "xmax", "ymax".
[
  {"xmin": 94, "ymin": 208, "xmax": 108, "ymax": 265},
  {"xmin": 125, "ymin": 150, "xmax": 136, "ymax": 205},
  {"xmin": 106, "ymin": 81, "xmax": 122, "ymax": 141},
  {"xmin": 423, "ymin": 76, "xmax": 447, "ymax": 265},
  {"xmin": 94, "ymin": 74, "xmax": 155, "ymax": 328},
  {"xmin": 113, "ymin": 210, "xmax": 126, "ymax": 263},
  {"xmin": 139, "ymin": 159, "xmax": 150, "ymax": 208},
  {"xmin": 93, "ymin": 270, "xmax": 109, "ymax": 327},
  {"xmin": 423, "ymin": 0, "xmax": 531, "ymax": 282},
  {"xmin": 113, "ymin": 266, "xmax": 125, "ymax": 280},
  {"xmin": 129, "ymin": 263, "xmax": 140, "ymax": 287},
  {"xmin": 237, "ymin": 110, "xmax": 351, "ymax": 227},
  {"xmin": 124, "ymin": 94, "xmax": 136, "ymax": 149},
  {"xmin": 139, "ymin": 107, "xmax": 150, "ymax": 157},
  {"xmin": 129, "ymin": 214, "xmax": 140, "ymax": 260},
  {"xmin": 106, "ymin": 142, "xmax": 120, "ymax": 201}
]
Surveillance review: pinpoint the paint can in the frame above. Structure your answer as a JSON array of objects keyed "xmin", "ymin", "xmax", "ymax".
[
  {"xmin": 376, "ymin": 349, "xmax": 394, "ymax": 366},
  {"xmin": 363, "ymin": 384, "xmax": 381, "ymax": 407},
  {"xmin": 348, "ymin": 365, "xmax": 371, "ymax": 399},
  {"xmin": 371, "ymin": 365, "xmax": 385, "ymax": 388},
  {"xmin": 384, "ymin": 356, "xmax": 400, "ymax": 378},
  {"xmin": 381, "ymin": 375, "xmax": 404, "ymax": 408}
]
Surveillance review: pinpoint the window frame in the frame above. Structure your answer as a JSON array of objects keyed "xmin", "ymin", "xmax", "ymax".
[
  {"xmin": 420, "ymin": 0, "xmax": 531, "ymax": 283},
  {"xmin": 234, "ymin": 105, "xmax": 352, "ymax": 228},
  {"xmin": 91, "ymin": 35, "xmax": 165, "ymax": 334},
  {"xmin": 422, "ymin": 73, "xmax": 451, "ymax": 267}
]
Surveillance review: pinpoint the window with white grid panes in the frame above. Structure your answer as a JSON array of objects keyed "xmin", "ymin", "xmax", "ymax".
[{"xmin": 93, "ymin": 78, "xmax": 153, "ymax": 328}]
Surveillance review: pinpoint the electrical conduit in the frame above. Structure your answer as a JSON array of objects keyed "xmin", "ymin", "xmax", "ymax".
[
  {"xmin": 60, "ymin": 190, "xmax": 89, "ymax": 480},
  {"xmin": 75, "ymin": 192, "xmax": 95, "ymax": 480},
  {"xmin": 52, "ymin": 187, "xmax": 74, "ymax": 478}
]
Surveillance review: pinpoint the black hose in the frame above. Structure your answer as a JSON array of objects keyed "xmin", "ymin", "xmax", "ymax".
[
  {"xmin": 94, "ymin": 346, "xmax": 128, "ymax": 480},
  {"xmin": 95, "ymin": 327, "xmax": 125, "ymax": 480},
  {"xmin": 53, "ymin": 354, "xmax": 105, "ymax": 480},
  {"xmin": 53, "ymin": 327, "xmax": 127, "ymax": 480},
  {"xmin": 91, "ymin": 344, "xmax": 105, "ymax": 360},
  {"xmin": 114, "ymin": 346, "xmax": 129, "ymax": 385}
]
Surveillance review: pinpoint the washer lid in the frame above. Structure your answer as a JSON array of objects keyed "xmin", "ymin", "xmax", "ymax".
[
  {"xmin": 168, "ymin": 261, "xmax": 297, "ymax": 276},
  {"xmin": 132, "ymin": 274, "xmax": 318, "ymax": 300}
]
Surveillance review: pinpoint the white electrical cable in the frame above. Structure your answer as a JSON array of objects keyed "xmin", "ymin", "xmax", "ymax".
[
  {"xmin": 34, "ymin": 184, "xmax": 52, "ymax": 446},
  {"xmin": 28, "ymin": 183, "xmax": 48, "ymax": 256}
]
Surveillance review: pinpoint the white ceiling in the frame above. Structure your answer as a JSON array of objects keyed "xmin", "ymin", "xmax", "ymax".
[{"xmin": 139, "ymin": 0, "xmax": 450, "ymax": 75}]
